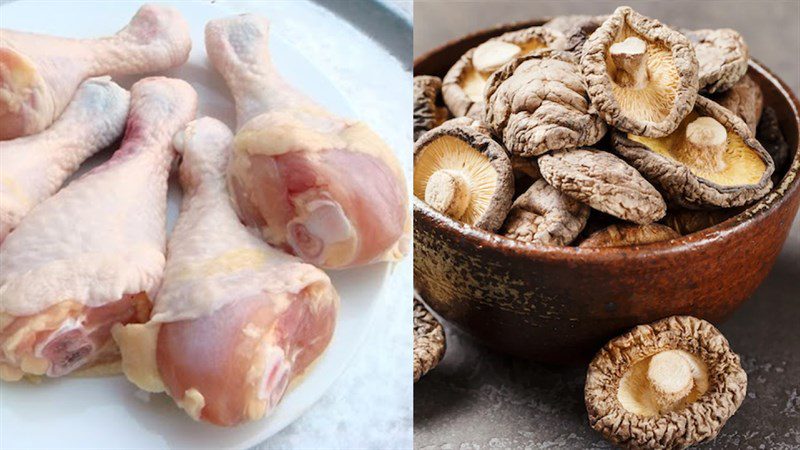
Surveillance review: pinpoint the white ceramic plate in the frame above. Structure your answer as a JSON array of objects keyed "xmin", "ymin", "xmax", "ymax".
[{"xmin": 0, "ymin": 1, "xmax": 392, "ymax": 449}]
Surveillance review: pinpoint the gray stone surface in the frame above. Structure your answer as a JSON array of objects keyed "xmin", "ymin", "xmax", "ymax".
[{"xmin": 414, "ymin": 1, "xmax": 800, "ymax": 448}]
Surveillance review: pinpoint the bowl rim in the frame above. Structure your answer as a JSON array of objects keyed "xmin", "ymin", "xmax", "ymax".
[{"xmin": 413, "ymin": 23, "xmax": 800, "ymax": 262}]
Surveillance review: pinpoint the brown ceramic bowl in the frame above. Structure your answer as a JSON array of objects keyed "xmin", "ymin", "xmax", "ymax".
[{"xmin": 414, "ymin": 20, "xmax": 800, "ymax": 363}]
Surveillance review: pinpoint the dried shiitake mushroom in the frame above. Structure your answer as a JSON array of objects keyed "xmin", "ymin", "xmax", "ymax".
[
  {"xmin": 543, "ymin": 14, "xmax": 608, "ymax": 54},
  {"xmin": 484, "ymin": 50, "xmax": 607, "ymax": 157},
  {"xmin": 582, "ymin": 7, "xmax": 698, "ymax": 137},
  {"xmin": 685, "ymin": 28, "xmax": 749, "ymax": 94},
  {"xmin": 414, "ymin": 118, "xmax": 514, "ymax": 231},
  {"xmin": 613, "ymin": 96, "xmax": 774, "ymax": 209},
  {"xmin": 414, "ymin": 299, "xmax": 445, "ymax": 382},
  {"xmin": 662, "ymin": 208, "xmax": 735, "ymax": 235},
  {"xmin": 573, "ymin": 210, "xmax": 618, "ymax": 242},
  {"xmin": 539, "ymin": 148, "xmax": 666, "ymax": 224},
  {"xmin": 510, "ymin": 155, "xmax": 541, "ymax": 181},
  {"xmin": 543, "ymin": 14, "xmax": 608, "ymax": 37},
  {"xmin": 414, "ymin": 76, "xmax": 450, "ymax": 141},
  {"xmin": 510, "ymin": 156, "xmax": 541, "ymax": 201},
  {"xmin": 710, "ymin": 73, "xmax": 762, "ymax": 135},
  {"xmin": 578, "ymin": 223, "xmax": 678, "ymax": 248},
  {"xmin": 757, "ymin": 106, "xmax": 790, "ymax": 175},
  {"xmin": 586, "ymin": 316, "xmax": 747, "ymax": 449},
  {"xmin": 442, "ymin": 26, "xmax": 565, "ymax": 118},
  {"xmin": 502, "ymin": 179, "xmax": 589, "ymax": 246}
]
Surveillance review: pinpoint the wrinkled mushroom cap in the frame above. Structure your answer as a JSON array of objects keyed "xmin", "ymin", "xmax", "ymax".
[
  {"xmin": 539, "ymin": 148, "xmax": 666, "ymax": 224},
  {"xmin": 710, "ymin": 73, "xmax": 763, "ymax": 136},
  {"xmin": 502, "ymin": 178, "xmax": 589, "ymax": 246},
  {"xmin": 757, "ymin": 106, "xmax": 790, "ymax": 175},
  {"xmin": 413, "ymin": 299, "xmax": 445, "ymax": 382},
  {"xmin": 510, "ymin": 155, "xmax": 542, "ymax": 181},
  {"xmin": 414, "ymin": 118, "xmax": 514, "ymax": 231},
  {"xmin": 685, "ymin": 28, "xmax": 749, "ymax": 94},
  {"xmin": 582, "ymin": 6, "xmax": 698, "ymax": 137},
  {"xmin": 543, "ymin": 14, "xmax": 609, "ymax": 54},
  {"xmin": 613, "ymin": 96, "xmax": 774, "ymax": 209},
  {"xmin": 586, "ymin": 316, "xmax": 747, "ymax": 449},
  {"xmin": 661, "ymin": 208, "xmax": 735, "ymax": 235},
  {"xmin": 578, "ymin": 223, "xmax": 678, "ymax": 248},
  {"xmin": 543, "ymin": 14, "xmax": 609, "ymax": 37},
  {"xmin": 484, "ymin": 50, "xmax": 607, "ymax": 157},
  {"xmin": 442, "ymin": 26, "xmax": 565, "ymax": 118},
  {"xmin": 413, "ymin": 75, "xmax": 450, "ymax": 141}
]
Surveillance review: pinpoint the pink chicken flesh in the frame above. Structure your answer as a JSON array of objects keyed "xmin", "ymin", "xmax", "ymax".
[
  {"xmin": 0, "ymin": 294, "xmax": 150, "ymax": 379},
  {"xmin": 205, "ymin": 14, "xmax": 409, "ymax": 269},
  {"xmin": 113, "ymin": 118, "xmax": 338, "ymax": 427},
  {"xmin": 0, "ymin": 78, "xmax": 198, "ymax": 381},
  {"xmin": 0, "ymin": 4, "xmax": 191, "ymax": 140}
]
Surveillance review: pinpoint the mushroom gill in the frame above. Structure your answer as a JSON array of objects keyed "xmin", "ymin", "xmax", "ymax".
[
  {"xmin": 461, "ymin": 38, "xmax": 548, "ymax": 102},
  {"xmin": 617, "ymin": 349, "xmax": 710, "ymax": 416},
  {"xmin": 414, "ymin": 135, "xmax": 498, "ymax": 225},
  {"xmin": 628, "ymin": 112, "xmax": 768, "ymax": 186},
  {"xmin": 607, "ymin": 34, "xmax": 680, "ymax": 124}
]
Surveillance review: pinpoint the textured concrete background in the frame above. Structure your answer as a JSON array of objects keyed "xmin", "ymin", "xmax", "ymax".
[{"xmin": 414, "ymin": 1, "xmax": 800, "ymax": 448}]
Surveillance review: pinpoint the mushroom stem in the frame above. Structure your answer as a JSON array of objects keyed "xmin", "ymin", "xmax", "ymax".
[
  {"xmin": 425, "ymin": 169, "xmax": 471, "ymax": 219},
  {"xmin": 473, "ymin": 40, "xmax": 522, "ymax": 74},
  {"xmin": 647, "ymin": 350, "xmax": 694, "ymax": 412},
  {"xmin": 610, "ymin": 37, "xmax": 649, "ymax": 89},
  {"xmin": 682, "ymin": 117, "xmax": 728, "ymax": 172}
]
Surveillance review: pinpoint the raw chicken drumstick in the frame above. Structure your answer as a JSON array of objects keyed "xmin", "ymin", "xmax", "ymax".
[
  {"xmin": 113, "ymin": 118, "xmax": 339, "ymax": 426},
  {"xmin": 0, "ymin": 77, "xmax": 130, "ymax": 242},
  {"xmin": 0, "ymin": 4, "xmax": 191, "ymax": 140},
  {"xmin": 0, "ymin": 77, "xmax": 197, "ymax": 382},
  {"xmin": 205, "ymin": 14, "xmax": 409, "ymax": 269}
]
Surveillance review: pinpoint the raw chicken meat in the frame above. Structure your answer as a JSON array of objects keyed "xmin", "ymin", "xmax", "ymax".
[
  {"xmin": 0, "ymin": 77, "xmax": 197, "ymax": 382},
  {"xmin": 0, "ymin": 77, "xmax": 130, "ymax": 242},
  {"xmin": 205, "ymin": 14, "xmax": 409, "ymax": 269},
  {"xmin": 0, "ymin": 4, "xmax": 191, "ymax": 140},
  {"xmin": 113, "ymin": 117, "xmax": 339, "ymax": 426}
]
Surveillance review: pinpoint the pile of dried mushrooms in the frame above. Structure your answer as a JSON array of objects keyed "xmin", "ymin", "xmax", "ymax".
[{"xmin": 414, "ymin": 6, "xmax": 786, "ymax": 248}]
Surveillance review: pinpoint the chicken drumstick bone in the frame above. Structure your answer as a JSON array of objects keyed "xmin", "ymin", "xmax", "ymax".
[
  {"xmin": 0, "ymin": 77, "xmax": 130, "ymax": 242},
  {"xmin": 0, "ymin": 4, "xmax": 191, "ymax": 140},
  {"xmin": 0, "ymin": 77, "xmax": 197, "ymax": 381},
  {"xmin": 205, "ymin": 14, "xmax": 409, "ymax": 269},
  {"xmin": 113, "ymin": 118, "xmax": 339, "ymax": 426}
]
